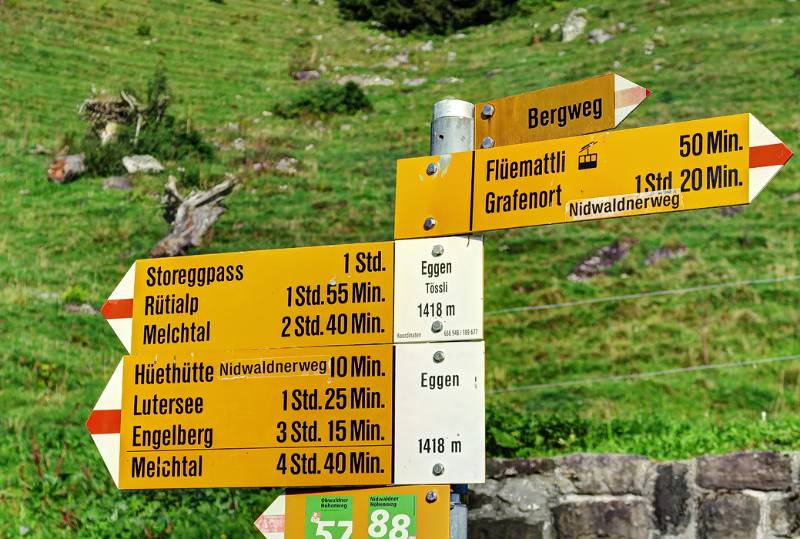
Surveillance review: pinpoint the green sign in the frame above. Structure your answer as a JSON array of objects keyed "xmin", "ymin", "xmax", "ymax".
[
  {"xmin": 305, "ymin": 496, "xmax": 353, "ymax": 539},
  {"xmin": 367, "ymin": 494, "xmax": 417, "ymax": 538}
]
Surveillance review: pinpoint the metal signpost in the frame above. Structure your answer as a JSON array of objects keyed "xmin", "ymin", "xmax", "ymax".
[
  {"xmin": 429, "ymin": 97, "xmax": 474, "ymax": 539},
  {"xmin": 87, "ymin": 72, "xmax": 792, "ymax": 538}
]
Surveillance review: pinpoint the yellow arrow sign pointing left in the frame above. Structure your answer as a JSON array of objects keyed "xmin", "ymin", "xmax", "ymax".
[
  {"xmin": 86, "ymin": 342, "xmax": 486, "ymax": 490},
  {"xmin": 101, "ymin": 237, "xmax": 483, "ymax": 354}
]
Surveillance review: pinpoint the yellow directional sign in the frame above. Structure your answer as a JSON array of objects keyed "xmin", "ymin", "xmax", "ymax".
[
  {"xmin": 87, "ymin": 342, "xmax": 486, "ymax": 490},
  {"xmin": 475, "ymin": 73, "xmax": 650, "ymax": 148},
  {"xmin": 118, "ymin": 346, "xmax": 392, "ymax": 489},
  {"xmin": 102, "ymin": 237, "xmax": 483, "ymax": 354},
  {"xmin": 254, "ymin": 485, "xmax": 449, "ymax": 539},
  {"xmin": 395, "ymin": 113, "xmax": 793, "ymax": 239}
]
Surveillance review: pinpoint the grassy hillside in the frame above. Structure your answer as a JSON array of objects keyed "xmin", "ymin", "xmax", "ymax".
[{"xmin": 1, "ymin": 0, "xmax": 798, "ymax": 536}]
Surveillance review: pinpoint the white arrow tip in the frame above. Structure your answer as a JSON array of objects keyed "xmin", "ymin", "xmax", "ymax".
[
  {"xmin": 614, "ymin": 74, "xmax": 650, "ymax": 127},
  {"xmin": 86, "ymin": 359, "xmax": 124, "ymax": 488},
  {"xmin": 254, "ymin": 492, "xmax": 286, "ymax": 539},
  {"xmin": 101, "ymin": 263, "xmax": 135, "ymax": 353},
  {"xmin": 749, "ymin": 114, "xmax": 794, "ymax": 202}
]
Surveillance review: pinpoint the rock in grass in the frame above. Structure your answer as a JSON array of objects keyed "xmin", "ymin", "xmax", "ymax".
[
  {"xmin": 337, "ymin": 74, "xmax": 394, "ymax": 87},
  {"xmin": 384, "ymin": 52, "xmax": 408, "ymax": 68},
  {"xmin": 274, "ymin": 157, "xmax": 299, "ymax": 175},
  {"xmin": 122, "ymin": 154, "xmax": 164, "ymax": 174},
  {"xmin": 587, "ymin": 28, "xmax": 614, "ymax": 44},
  {"xmin": 47, "ymin": 154, "xmax": 86, "ymax": 183},
  {"xmin": 63, "ymin": 302, "xmax": 99, "ymax": 315},
  {"xmin": 402, "ymin": 78, "xmax": 427, "ymax": 88},
  {"xmin": 561, "ymin": 8, "xmax": 588, "ymax": 42},
  {"xmin": 644, "ymin": 244, "xmax": 687, "ymax": 266},
  {"xmin": 103, "ymin": 176, "xmax": 132, "ymax": 190},
  {"xmin": 291, "ymin": 69, "xmax": 321, "ymax": 81},
  {"xmin": 568, "ymin": 238, "xmax": 637, "ymax": 281}
]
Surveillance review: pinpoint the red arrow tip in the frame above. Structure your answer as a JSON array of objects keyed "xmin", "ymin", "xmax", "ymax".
[
  {"xmin": 751, "ymin": 143, "xmax": 794, "ymax": 168},
  {"xmin": 100, "ymin": 298, "xmax": 133, "ymax": 320},
  {"xmin": 645, "ymin": 88, "xmax": 652, "ymax": 97},
  {"xmin": 86, "ymin": 409, "xmax": 121, "ymax": 435}
]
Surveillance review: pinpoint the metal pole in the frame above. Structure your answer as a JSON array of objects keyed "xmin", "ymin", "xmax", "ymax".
[
  {"xmin": 431, "ymin": 98, "xmax": 474, "ymax": 539},
  {"xmin": 431, "ymin": 99, "xmax": 474, "ymax": 155}
]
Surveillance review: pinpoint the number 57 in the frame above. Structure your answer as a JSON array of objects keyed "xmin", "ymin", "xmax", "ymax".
[{"xmin": 315, "ymin": 520, "xmax": 353, "ymax": 539}]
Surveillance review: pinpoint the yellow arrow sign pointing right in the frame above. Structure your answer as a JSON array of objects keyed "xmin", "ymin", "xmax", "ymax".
[{"xmin": 394, "ymin": 113, "xmax": 792, "ymax": 239}]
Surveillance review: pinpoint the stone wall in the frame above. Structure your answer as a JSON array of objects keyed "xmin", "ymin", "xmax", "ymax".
[{"xmin": 469, "ymin": 452, "xmax": 800, "ymax": 539}]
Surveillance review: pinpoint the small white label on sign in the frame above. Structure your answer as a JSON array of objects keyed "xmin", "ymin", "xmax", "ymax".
[
  {"xmin": 393, "ymin": 341, "xmax": 485, "ymax": 484},
  {"xmin": 393, "ymin": 236, "xmax": 483, "ymax": 343}
]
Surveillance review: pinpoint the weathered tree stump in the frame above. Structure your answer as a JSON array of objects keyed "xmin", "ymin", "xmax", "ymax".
[{"xmin": 150, "ymin": 176, "xmax": 235, "ymax": 257}]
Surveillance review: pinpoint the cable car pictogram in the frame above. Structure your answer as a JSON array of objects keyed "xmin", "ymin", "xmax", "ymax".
[{"xmin": 578, "ymin": 141, "xmax": 598, "ymax": 170}]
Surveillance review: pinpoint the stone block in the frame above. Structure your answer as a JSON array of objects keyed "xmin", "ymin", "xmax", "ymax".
[
  {"xmin": 696, "ymin": 452, "xmax": 792, "ymax": 491},
  {"xmin": 469, "ymin": 479, "xmax": 501, "ymax": 511},
  {"xmin": 470, "ymin": 476, "xmax": 553, "ymax": 526},
  {"xmin": 553, "ymin": 500, "xmax": 650, "ymax": 539},
  {"xmin": 469, "ymin": 519, "xmax": 545, "ymax": 539},
  {"xmin": 486, "ymin": 458, "xmax": 557, "ymax": 479},
  {"xmin": 770, "ymin": 494, "xmax": 800, "ymax": 537},
  {"xmin": 697, "ymin": 493, "xmax": 759, "ymax": 539},
  {"xmin": 559, "ymin": 453, "xmax": 650, "ymax": 494},
  {"xmin": 654, "ymin": 462, "xmax": 691, "ymax": 534},
  {"xmin": 496, "ymin": 477, "xmax": 549, "ymax": 513}
]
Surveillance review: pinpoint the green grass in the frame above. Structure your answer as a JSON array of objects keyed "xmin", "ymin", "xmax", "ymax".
[{"xmin": 0, "ymin": 0, "xmax": 798, "ymax": 536}]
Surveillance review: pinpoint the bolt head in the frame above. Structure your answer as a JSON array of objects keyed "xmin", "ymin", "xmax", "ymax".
[
  {"xmin": 423, "ymin": 217, "xmax": 437, "ymax": 231},
  {"xmin": 431, "ymin": 244, "xmax": 444, "ymax": 257},
  {"xmin": 433, "ymin": 351, "xmax": 445, "ymax": 363},
  {"xmin": 480, "ymin": 136, "xmax": 495, "ymax": 149},
  {"xmin": 426, "ymin": 162, "xmax": 438, "ymax": 176},
  {"xmin": 432, "ymin": 463, "xmax": 445, "ymax": 476},
  {"xmin": 431, "ymin": 320, "xmax": 443, "ymax": 333},
  {"xmin": 425, "ymin": 490, "xmax": 438, "ymax": 503},
  {"xmin": 481, "ymin": 103, "xmax": 495, "ymax": 119}
]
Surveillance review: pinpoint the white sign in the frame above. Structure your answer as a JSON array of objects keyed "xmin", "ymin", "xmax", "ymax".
[
  {"xmin": 393, "ymin": 341, "xmax": 485, "ymax": 484},
  {"xmin": 394, "ymin": 236, "xmax": 483, "ymax": 343}
]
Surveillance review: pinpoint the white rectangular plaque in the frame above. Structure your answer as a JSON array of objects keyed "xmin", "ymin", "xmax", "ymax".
[
  {"xmin": 393, "ymin": 236, "xmax": 483, "ymax": 343},
  {"xmin": 393, "ymin": 341, "xmax": 485, "ymax": 484}
]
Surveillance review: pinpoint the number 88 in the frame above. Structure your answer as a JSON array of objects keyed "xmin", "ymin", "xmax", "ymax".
[{"xmin": 368, "ymin": 509, "xmax": 411, "ymax": 539}]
